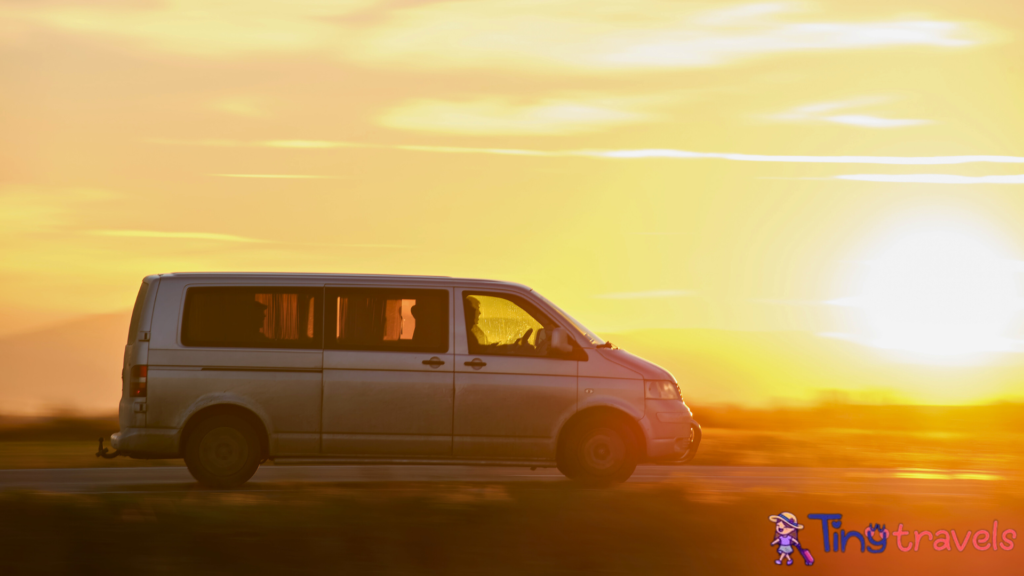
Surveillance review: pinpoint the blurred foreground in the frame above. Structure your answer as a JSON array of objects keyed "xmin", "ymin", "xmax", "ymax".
[
  {"xmin": 2, "ymin": 404, "xmax": 1020, "ymax": 575},
  {"xmin": 0, "ymin": 482, "xmax": 1019, "ymax": 575}
]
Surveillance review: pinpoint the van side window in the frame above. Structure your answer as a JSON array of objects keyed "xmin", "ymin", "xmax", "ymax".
[
  {"xmin": 463, "ymin": 293, "xmax": 557, "ymax": 358},
  {"xmin": 182, "ymin": 287, "xmax": 322, "ymax": 349},
  {"xmin": 325, "ymin": 288, "xmax": 449, "ymax": 353},
  {"xmin": 321, "ymin": 284, "xmax": 446, "ymax": 350}
]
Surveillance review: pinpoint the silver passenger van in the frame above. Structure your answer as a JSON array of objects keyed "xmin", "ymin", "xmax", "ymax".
[{"xmin": 110, "ymin": 273, "xmax": 701, "ymax": 487}]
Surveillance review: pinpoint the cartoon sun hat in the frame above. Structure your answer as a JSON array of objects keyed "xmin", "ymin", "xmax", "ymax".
[{"xmin": 769, "ymin": 512, "xmax": 804, "ymax": 530}]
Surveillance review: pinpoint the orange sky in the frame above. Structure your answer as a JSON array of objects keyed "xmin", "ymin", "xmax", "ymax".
[{"xmin": 3, "ymin": 1, "xmax": 1024, "ymax": 406}]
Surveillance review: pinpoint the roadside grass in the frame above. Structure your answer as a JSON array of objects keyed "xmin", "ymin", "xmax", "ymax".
[
  {"xmin": 0, "ymin": 483, "xmax": 1020, "ymax": 575},
  {"xmin": 0, "ymin": 441, "xmax": 183, "ymax": 469},
  {"xmin": 694, "ymin": 428, "xmax": 1024, "ymax": 470},
  {"xmin": 1, "ymin": 429, "xmax": 1022, "ymax": 471}
]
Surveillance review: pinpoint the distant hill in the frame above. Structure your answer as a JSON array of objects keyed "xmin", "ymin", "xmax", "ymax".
[
  {"xmin": 1, "ymin": 314, "xmax": 1022, "ymax": 415},
  {"xmin": 605, "ymin": 329, "xmax": 1024, "ymax": 406},
  {"xmin": 0, "ymin": 312, "xmax": 130, "ymax": 414}
]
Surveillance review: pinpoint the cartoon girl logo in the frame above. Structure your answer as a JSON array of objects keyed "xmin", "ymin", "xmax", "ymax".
[{"xmin": 770, "ymin": 512, "xmax": 814, "ymax": 566}]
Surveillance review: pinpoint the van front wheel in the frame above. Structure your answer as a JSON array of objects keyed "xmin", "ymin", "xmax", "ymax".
[
  {"xmin": 560, "ymin": 416, "xmax": 638, "ymax": 486},
  {"xmin": 183, "ymin": 414, "xmax": 261, "ymax": 489}
]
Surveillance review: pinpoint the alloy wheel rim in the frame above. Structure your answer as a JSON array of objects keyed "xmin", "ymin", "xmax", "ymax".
[
  {"xmin": 580, "ymin": 427, "xmax": 625, "ymax": 474},
  {"xmin": 199, "ymin": 426, "xmax": 248, "ymax": 476}
]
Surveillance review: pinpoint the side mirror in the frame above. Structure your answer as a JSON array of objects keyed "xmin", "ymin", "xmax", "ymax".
[{"xmin": 550, "ymin": 327, "xmax": 573, "ymax": 354}]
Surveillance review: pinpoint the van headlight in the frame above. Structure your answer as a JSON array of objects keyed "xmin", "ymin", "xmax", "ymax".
[{"xmin": 645, "ymin": 380, "xmax": 682, "ymax": 400}]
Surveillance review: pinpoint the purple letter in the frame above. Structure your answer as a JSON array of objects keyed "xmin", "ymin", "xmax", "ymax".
[{"xmin": 808, "ymin": 514, "xmax": 842, "ymax": 553}]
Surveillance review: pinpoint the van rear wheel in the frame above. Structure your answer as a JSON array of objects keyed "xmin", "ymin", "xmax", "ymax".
[
  {"xmin": 559, "ymin": 415, "xmax": 638, "ymax": 486},
  {"xmin": 184, "ymin": 414, "xmax": 261, "ymax": 489}
]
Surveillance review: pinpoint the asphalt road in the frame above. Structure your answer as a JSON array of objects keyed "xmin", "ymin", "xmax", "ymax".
[{"xmin": 0, "ymin": 464, "xmax": 1014, "ymax": 495}]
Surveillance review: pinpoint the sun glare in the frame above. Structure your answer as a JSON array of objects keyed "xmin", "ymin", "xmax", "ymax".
[{"xmin": 856, "ymin": 229, "xmax": 1022, "ymax": 356}]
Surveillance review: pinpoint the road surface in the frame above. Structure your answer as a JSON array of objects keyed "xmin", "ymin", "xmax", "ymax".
[{"xmin": 0, "ymin": 464, "xmax": 1014, "ymax": 495}]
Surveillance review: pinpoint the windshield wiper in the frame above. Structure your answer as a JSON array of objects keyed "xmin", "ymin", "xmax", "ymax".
[{"xmin": 596, "ymin": 341, "xmax": 616, "ymax": 349}]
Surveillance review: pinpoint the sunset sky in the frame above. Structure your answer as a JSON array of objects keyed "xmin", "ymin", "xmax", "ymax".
[{"xmin": 3, "ymin": 1, "xmax": 1024, "ymax": 408}]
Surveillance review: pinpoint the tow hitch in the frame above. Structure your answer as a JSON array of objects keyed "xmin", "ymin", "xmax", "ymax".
[{"xmin": 96, "ymin": 437, "xmax": 121, "ymax": 459}]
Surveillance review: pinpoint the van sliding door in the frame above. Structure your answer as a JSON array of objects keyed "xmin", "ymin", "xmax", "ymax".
[{"xmin": 321, "ymin": 286, "xmax": 455, "ymax": 456}]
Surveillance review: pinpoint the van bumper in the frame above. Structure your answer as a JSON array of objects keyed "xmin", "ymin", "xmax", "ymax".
[
  {"xmin": 643, "ymin": 423, "xmax": 701, "ymax": 462},
  {"xmin": 111, "ymin": 427, "xmax": 180, "ymax": 458},
  {"xmin": 639, "ymin": 400, "xmax": 701, "ymax": 462}
]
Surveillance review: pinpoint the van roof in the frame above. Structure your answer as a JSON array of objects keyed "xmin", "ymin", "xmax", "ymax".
[{"xmin": 157, "ymin": 272, "xmax": 533, "ymax": 291}]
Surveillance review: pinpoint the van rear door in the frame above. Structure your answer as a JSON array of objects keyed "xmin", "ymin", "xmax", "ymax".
[
  {"xmin": 121, "ymin": 275, "xmax": 160, "ymax": 432},
  {"xmin": 145, "ymin": 284, "xmax": 324, "ymax": 456}
]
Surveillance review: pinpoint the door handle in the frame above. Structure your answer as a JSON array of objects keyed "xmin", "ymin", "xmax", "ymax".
[
  {"xmin": 422, "ymin": 357, "xmax": 445, "ymax": 368},
  {"xmin": 464, "ymin": 358, "xmax": 487, "ymax": 369}
]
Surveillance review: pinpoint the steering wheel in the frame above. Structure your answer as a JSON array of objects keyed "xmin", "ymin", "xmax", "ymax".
[{"xmin": 515, "ymin": 328, "xmax": 534, "ymax": 347}]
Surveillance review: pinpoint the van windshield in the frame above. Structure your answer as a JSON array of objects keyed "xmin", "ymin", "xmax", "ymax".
[{"xmin": 532, "ymin": 292, "xmax": 605, "ymax": 346}]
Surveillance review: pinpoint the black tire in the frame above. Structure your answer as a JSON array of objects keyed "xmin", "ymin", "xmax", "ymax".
[
  {"xmin": 183, "ymin": 414, "xmax": 262, "ymax": 489},
  {"xmin": 556, "ymin": 451, "xmax": 580, "ymax": 480},
  {"xmin": 558, "ymin": 415, "xmax": 639, "ymax": 486}
]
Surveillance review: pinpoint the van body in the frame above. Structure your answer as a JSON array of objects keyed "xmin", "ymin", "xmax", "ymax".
[{"xmin": 113, "ymin": 273, "xmax": 700, "ymax": 487}]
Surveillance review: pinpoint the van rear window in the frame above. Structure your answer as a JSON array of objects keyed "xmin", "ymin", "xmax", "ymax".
[{"xmin": 182, "ymin": 287, "xmax": 322, "ymax": 349}]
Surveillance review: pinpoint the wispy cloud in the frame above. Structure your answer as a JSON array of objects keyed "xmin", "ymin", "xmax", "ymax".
[
  {"xmin": 2, "ymin": 0, "xmax": 376, "ymax": 57},
  {"xmin": 592, "ymin": 150, "xmax": 1024, "ymax": 164},
  {"xmin": 211, "ymin": 96, "xmax": 269, "ymax": 118},
  {"xmin": 155, "ymin": 138, "xmax": 1024, "ymax": 165},
  {"xmin": 213, "ymin": 174, "xmax": 334, "ymax": 179},
  {"xmin": 836, "ymin": 174, "xmax": 1024, "ymax": 184},
  {"xmin": 89, "ymin": 230, "xmax": 265, "ymax": 243},
  {"xmin": 378, "ymin": 96, "xmax": 656, "ymax": 135},
  {"xmin": 352, "ymin": 1, "xmax": 980, "ymax": 73},
  {"xmin": 818, "ymin": 328, "xmax": 1024, "ymax": 356},
  {"xmin": 155, "ymin": 138, "xmax": 555, "ymax": 156},
  {"xmin": 337, "ymin": 244, "xmax": 413, "ymax": 249},
  {"xmin": 755, "ymin": 298, "xmax": 828, "ymax": 306},
  {"xmin": 595, "ymin": 290, "xmax": 693, "ymax": 300},
  {"xmin": 3, "ymin": 1, "xmax": 983, "ymax": 73},
  {"xmin": 264, "ymin": 140, "xmax": 348, "ymax": 149},
  {"xmin": 825, "ymin": 115, "xmax": 928, "ymax": 128},
  {"xmin": 0, "ymin": 187, "xmax": 117, "ymax": 235},
  {"xmin": 771, "ymin": 98, "xmax": 930, "ymax": 128}
]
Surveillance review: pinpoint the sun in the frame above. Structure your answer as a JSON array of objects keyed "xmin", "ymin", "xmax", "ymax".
[{"xmin": 855, "ymin": 228, "xmax": 1022, "ymax": 357}]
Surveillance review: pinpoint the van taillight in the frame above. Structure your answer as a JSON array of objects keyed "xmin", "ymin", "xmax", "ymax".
[{"xmin": 130, "ymin": 365, "xmax": 148, "ymax": 397}]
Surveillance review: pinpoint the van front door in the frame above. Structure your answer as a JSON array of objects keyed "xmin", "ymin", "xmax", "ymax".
[
  {"xmin": 453, "ymin": 290, "xmax": 578, "ymax": 460},
  {"xmin": 321, "ymin": 286, "xmax": 454, "ymax": 456}
]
